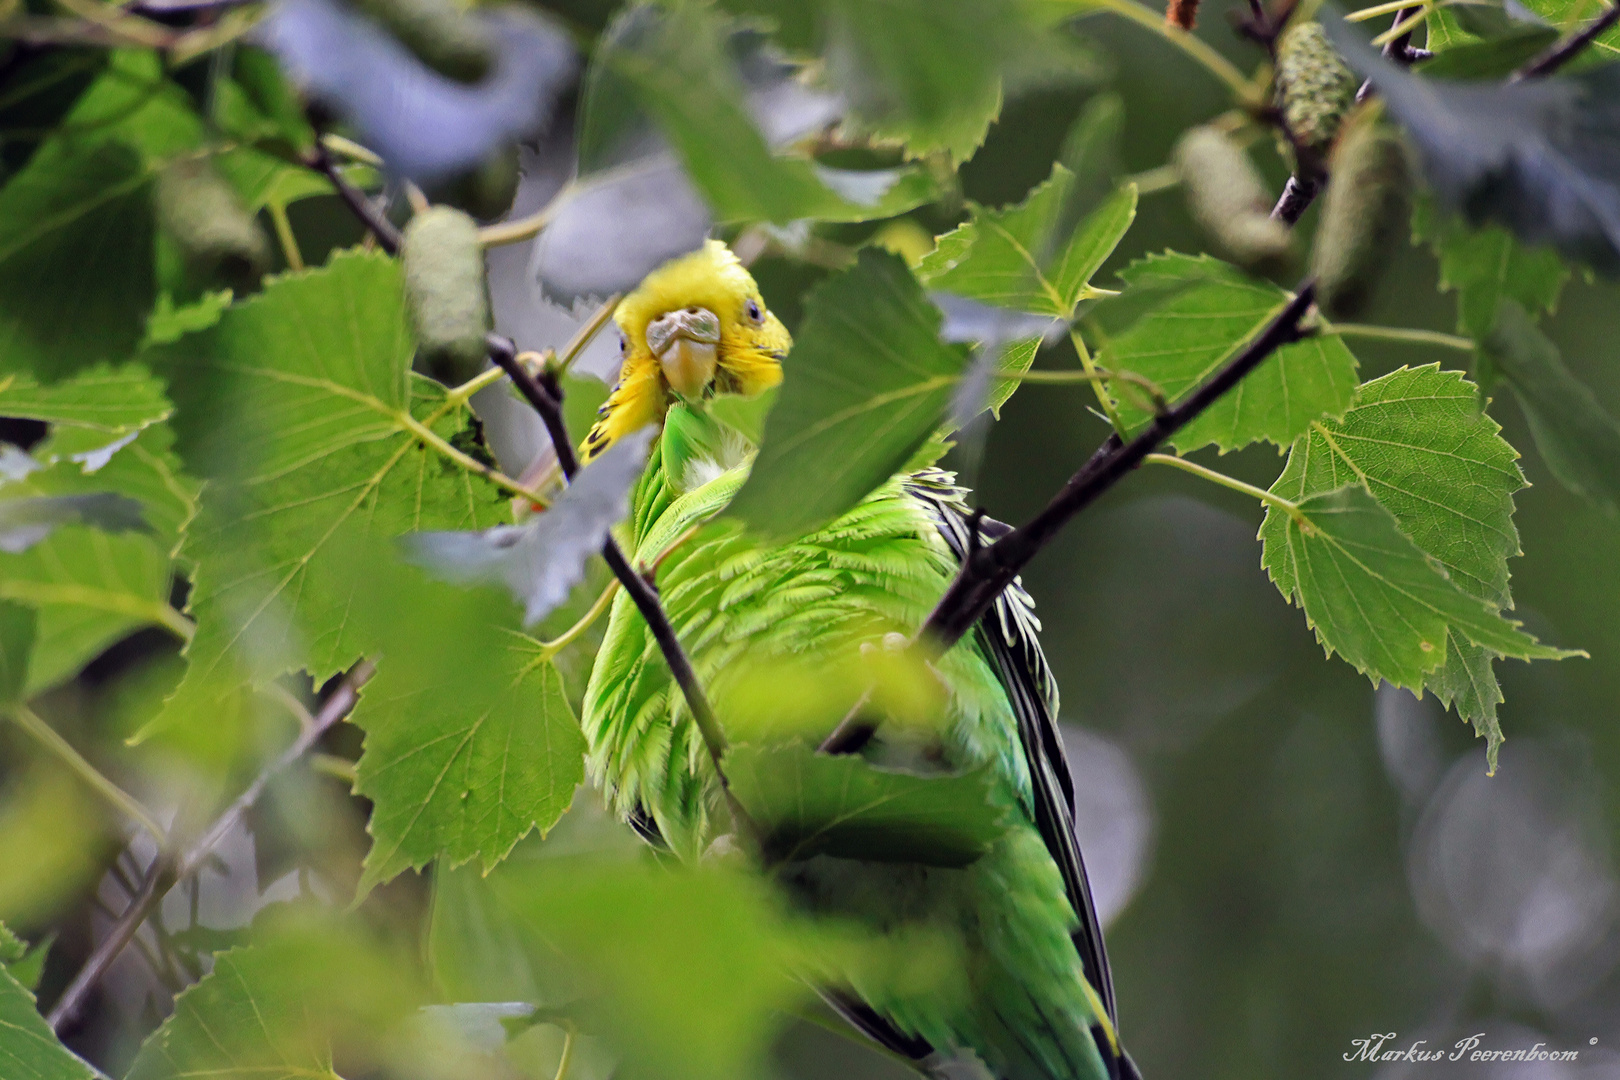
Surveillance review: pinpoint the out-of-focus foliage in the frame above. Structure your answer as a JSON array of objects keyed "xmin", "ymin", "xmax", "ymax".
[{"xmin": 2, "ymin": 0, "xmax": 1619, "ymax": 1077}]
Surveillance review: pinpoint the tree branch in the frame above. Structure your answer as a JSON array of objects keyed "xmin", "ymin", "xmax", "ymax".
[
  {"xmin": 304, "ymin": 144, "xmax": 402, "ymax": 256},
  {"xmin": 482, "ymin": 337, "xmax": 747, "ymax": 816},
  {"xmin": 47, "ymin": 662, "xmax": 374, "ymax": 1034},
  {"xmin": 1513, "ymin": 0, "xmax": 1620, "ymax": 79},
  {"xmin": 921, "ymin": 282, "xmax": 1318, "ymax": 650}
]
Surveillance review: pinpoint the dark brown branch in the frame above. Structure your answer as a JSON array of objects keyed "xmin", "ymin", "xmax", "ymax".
[
  {"xmin": 1513, "ymin": 0, "xmax": 1620, "ymax": 78},
  {"xmin": 920, "ymin": 282, "xmax": 1318, "ymax": 651},
  {"xmin": 1270, "ymin": 172, "xmax": 1321, "ymax": 224},
  {"xmin": 48, "ymin": 662, "xmax": 373, "ymax": 1034},
  {"xmin": 304, "ymin": 145, "xmax": 403, "ymax": 256}
]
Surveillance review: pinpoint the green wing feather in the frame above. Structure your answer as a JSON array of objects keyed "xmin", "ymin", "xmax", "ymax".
[{"xmin": 581, "ymin": 452, "xmax": 1126, "ymax": 1080}]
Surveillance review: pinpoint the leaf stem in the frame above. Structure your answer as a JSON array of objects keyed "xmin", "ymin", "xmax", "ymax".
[
  {"xmin": 1143, "ymin": 452, "xmax": 1305, "ymax": 522},
  {"xmin": 395, "ymin": 411, "xmax": 548, "ymax": 505},
  {"xmin": 551, "ymin": 1022, "xmax": 577, "ymax": 1080},
  {"xmin": 47, "ymin": 661, "xmax": 374, "ymax": 1034},
  {"xmin": 442, "ymin": 364, "xmax": 512, "ymax": 407},
  {"xmin": 267, "ymin": 200, "xmax": 304, "ymax": 272},
  {"xmin": 540, "ymin": 579, "xmax": 620, "ymax": 657},
  {"xmin": 1327, "ymin": 322, "xmax": 1474, "ymax": 351},
  {"xmin": 1068, "ymin": 329, "xmax": 1129, "ymax": 436},
  {"xmin": 6, "ymin": 704, "xmax": 167, "ymax": 844},
  {"xmin": 557, "ymin": 294, "xmax": 623, "ymax": 373},
  {"xmin": 1006, "ymin": 362, "xmax": 1168, "ymax": 414},
  {"xmin": 478, "ymin": 182, "xmax": 573, "ymax": 248},
  {"xmin": 1082, "ymin": 0, "xmax": 1261, "ymax": 103}
]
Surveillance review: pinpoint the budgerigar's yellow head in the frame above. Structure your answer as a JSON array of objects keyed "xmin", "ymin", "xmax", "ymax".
[{"xmin": 581, "ymin": 241, "xmax": 790, "ymax": 461}]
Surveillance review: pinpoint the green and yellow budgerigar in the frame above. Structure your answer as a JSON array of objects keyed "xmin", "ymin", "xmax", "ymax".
[{"xmin": 578, "ymin": 241, "xmax": 1135, "ymax": 1080}]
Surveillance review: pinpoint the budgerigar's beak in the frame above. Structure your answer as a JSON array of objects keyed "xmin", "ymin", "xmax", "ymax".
[{"xmin": 646, "ymin": 306, "xmax": 721, "ymax": 401}]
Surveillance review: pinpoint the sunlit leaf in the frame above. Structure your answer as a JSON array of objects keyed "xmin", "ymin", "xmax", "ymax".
[
  {"xmin": 729, "ymin": 249, "xmax": 968, "ymax": 538},
  {"xmin": 0, "ymin": 365, "xmax": 171, "ymax": 435},
  {"xmin": 1483, "ymin": 300, "xmax": 1620, "ymax": 514},
  {"xmin": 1103, "ymin": 253, "xmax": 1359, "ymax": 452},
  {"xmin": 920, "ymin": 168, "xmax": 1136, "ymax": 318},
  {"xmin": 146, "ymin": 250, "xmax": 508, "ymax": 688},
  {"xmin": 726, "ymin": 742, "xmax": 1008, "ymax": 866}
]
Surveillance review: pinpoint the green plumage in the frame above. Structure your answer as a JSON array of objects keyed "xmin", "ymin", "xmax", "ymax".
[{"xmin": 582, "ymin": 446, "xmax": 1119, "ymax": 1080}]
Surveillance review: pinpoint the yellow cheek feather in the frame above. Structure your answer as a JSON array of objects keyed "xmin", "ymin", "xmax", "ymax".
[{"xmin": 578, "ymin": 240, "xmax": 791, "ymax": 463}]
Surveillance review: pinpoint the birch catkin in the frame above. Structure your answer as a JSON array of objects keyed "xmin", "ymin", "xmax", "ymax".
[
  {"xmin": 1274, "ymin": 22, "xmax": 1359, "ymax": 156},
  {"xmin": 1311, "ymin": 118, "xmax": 1413, "ymax": 318},
  {"xmin": 154, "ymin": 159, "xmax": 270, "ymax": 292},
  {"xmin": 402, "ymin": 206, "xmax": 491, "ymax": 383},
  {"xmin": 1173, "ymin": 126, "xmax": 1293, "ymax": 265}
]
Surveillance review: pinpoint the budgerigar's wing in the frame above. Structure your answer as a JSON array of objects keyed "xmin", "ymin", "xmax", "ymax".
[{"xmin": 906, "ymin": 473, "xmax": 1118, "ymax": 1028}]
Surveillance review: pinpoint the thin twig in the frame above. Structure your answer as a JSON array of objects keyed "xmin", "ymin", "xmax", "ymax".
[
  {"xmin": 7, "ymin": 704, "xmax": 166, "ymax": 843},
  {"xmin": 1513, "ymin": 0, "xmax": 1620, "ymax": 78},
  {"xmin": 556, "ymin": 294, "xmax": 623, "ymax": 373},
  {"xmin": 483, "ymin": 336, "xmax": 752, "ymax": 827},
  {"xmin": 47, "ymin": 662, "xmax": 374, "ymax": 1034},
  {"xmin": 921, "ymin": 282, "xmax": 1318, "ymax": 650},
  {"xmin": 304, "ymin": 144, "xmax": 401, "ymax": 255}
]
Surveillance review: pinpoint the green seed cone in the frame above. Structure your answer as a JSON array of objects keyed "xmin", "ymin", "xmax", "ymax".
[
  {"xmin": 1275, "ymin": 21, "xmax": 1358, "ymax": 156},
  {"xmin": 350, "ymin": 0, "xmax": 492, "ymax": 83},
  {"xmin": 1310, "ymin": 117, "xmax": 1412, "ymax": 319},
  {"xmin": 153, "ymin": 158, "xmax": 271, "ymax": 293},
  {"xmin": 403, "ymin": 206, "xmax": 491, "ymax": 384},
  {"xmin": 1173, "ymin": 125, "xmax": 1293, "ymax": 265}
]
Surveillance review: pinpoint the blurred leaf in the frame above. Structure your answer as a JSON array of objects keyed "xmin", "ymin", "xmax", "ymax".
[
  {"xmin": 332, "ymin": 542, "xmax": 586, "ymax": 893},
  {"xmin": 0, "ymin": 769, "xmax": 105, "ymax": 928},
  {"xmin": 144, "ymin": 292, "xmax": 233, "ymax": 347},
  {"xmin": 1260, "ymin": 485, "xmax": 1572, "ymax": 694},
  {"xmin": 920, "ymin": 168, "xmax": 1137, "ymax": 318},
  {"xmin": 22, "ymin": 424, "xmax": 198, "ymax": 558},
  {"xmin": 1483, "ymin": 299, "xmax": 1620, "ymax": 514},
  {"xmin": 0, "ymin": 527, "xmax": 176, "ymax": 696},
  {"xmin": 595, "ymin": 5, "xmax": 933, "ymax": 223},
  {"xmin": 491, "ymin": 859, "xmax": 809, "ymax": 1080},
  {"xmin": 1328, "ymin": 17, "xmax": 1620, "ymax": 276},
  {"xmin": 0, "ymin": 140, "xmax": 156, "ymax": 383},
  {"xmin": 0, "ymin": 495, "xmax": 148, "ymax": 554},
  {"xmin": 1516, "ymin": 0, "xmax": 1620, "ymax": 63},
  {"xmin": 0, "ymin": 364, "xmax": 171, "ymax": 434},
  {"xmin": 729, "ymin": 250, "xmax": 967, "ymax": 538},
  {"xmin": 1103, "ymin": 254, "xmax": 1359, "ymax": 452},
  {"xmin": 929, "ymin": 294, "xmax": 1061, "ymax": 427},
  {"xmin": 0, "ymin": 953, "xmax": 99, "ymax": 1080},
  {"xmin": 0, "ymin": 603, "xmax": 33, "ymax": 704},
  {"xmin": 1414, "ymin": 202, "xmax": 1569, "ymax": 341},
  {"xmin": 1263, "ymin": 365, "xmax": 1525, "ymax": 609},
  {"xmin": 560, "ymin": 373, "xmax": 613, "ymax": 448},
  {"xmin": 3, "ymin": 933, "xmax": 53, "ymax": 995},
  {"xmin": 1415, "ymin": 25, "xmax": 1560, "ymax": 78},
  {"xmin": 261, "ymin": 0, "xmax": 576, "ymax": 184},
  {"xmin": 406, "ymin": 429, "xmax": 654, "ymax": 626},
  {"xmin": 146, "ymin": 251, "xmax": 507, "ymax": 689},
  {"xmin": 127, "ymin": 918, "xmax": 422, "ymax": 1080},
  {"xmin": 726, "ymin": 742, "xmax": 1008, "ymax": 866}
]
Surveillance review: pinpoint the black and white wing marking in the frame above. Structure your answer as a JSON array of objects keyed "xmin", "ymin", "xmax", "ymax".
[{"xmin": 906, "ymin": 471, "xmax": 1119, "ymax": 1027}]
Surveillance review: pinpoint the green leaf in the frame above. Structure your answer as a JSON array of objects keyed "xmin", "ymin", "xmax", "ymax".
[
  {"xmin": 0, "ymin": 527, "xmax": 179, "ymax": 696},
  {"xmin": 127, "ymin": 919, "xmax": 422, "ymax": 1080},
  {"xmin": 1415, "ymin": 25, "xmax": 1560, "ymax": 79},
  {"xmin": 728, "ymin": 249, "xmax": 967, "ymax": 538},
  {"xmin": 598, "ymin": 4, "xmax": 932, "ymax": 224},
  {"xmin": 1103, "ymin": 254, "xmax": 1359, "ymax": 452},
  {"xmin": 147, "ymin": 250, "xmax": 509, "ymax": 689},
  {"xmin": 1515, "ymin": 0, "xmax": 1620, "ymax": 63},
  {"xmin": 1263, "ymin": 365, "xmax": 1525, "ymax": 609},
  {"xmin": 1415, "ymin": 204, "xmax": 1569, "ymax": 343},
  {"xmin": 0, "ymin": 960, "xmax": 99, "ymax": 1080},
  {"xmin": 1483, "ymin": 300, "xmax": 1620, "ymax": 514},
  {"xmin": 0, "ymin": 140, "xmax": 156, "ymax": 382},
  {"xmin": 0, "ymin": 603, "xmax": 33, "ymax": 705},
  {"xmin": 726, "ymin": 742, "xmax": 1009, "ymax": 866},
  {"xmin": 0, "ymin": 364, "xmax": 171, "ymax": 434},
  {"xmin": 490, "ymin": 859, "xmax": 810, "ymax": 1080},
  {"xmin": 21, "ymin": 423, "xmax": 197, "ymax": 558},
  {"xmin": 920, "ymin": 168, "xmax": 1137, "ymax": 318},
  {"xmin": 319, "ymin": 539, "xmax": 586, "ymax": 894},
  {"xmin": 1260, "ymin": 485, "xmax": 1570, "ymax": 689}
]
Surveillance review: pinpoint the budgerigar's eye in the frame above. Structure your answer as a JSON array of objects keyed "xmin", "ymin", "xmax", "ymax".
[
  {"xmin": 619, "ymin": 332, "xmax": 628, "ymax": 355},
  {"xmin": 746, "ymin": 299, "xmax": 763, "ymax": 323}
]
